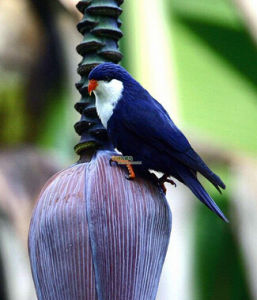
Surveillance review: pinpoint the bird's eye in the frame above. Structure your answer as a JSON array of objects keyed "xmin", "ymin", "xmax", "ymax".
[{"xmin": 105, "ymin": 76, "xmax": 112, "ymax": 82}]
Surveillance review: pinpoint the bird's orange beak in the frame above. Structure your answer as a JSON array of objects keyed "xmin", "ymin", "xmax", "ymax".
[{"xmin": 88, "ymin": 79, "xmax": 98, "ymax": 96}]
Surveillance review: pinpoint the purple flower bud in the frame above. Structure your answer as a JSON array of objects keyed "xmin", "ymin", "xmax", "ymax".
[{"xmin": 29, "ymin": 151, "xmax": 171, "ymax": 299}]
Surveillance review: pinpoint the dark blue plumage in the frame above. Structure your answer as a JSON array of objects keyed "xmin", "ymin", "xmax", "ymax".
[{"xmin": 89, "ymin": 63, "xmax": 228, "ymax": 222}]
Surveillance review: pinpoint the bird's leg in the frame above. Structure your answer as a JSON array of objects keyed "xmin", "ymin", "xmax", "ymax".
[
  {"xmin": 158, "ymin": 174, "xmax": 176, "ymax": 194},
  {"xmin": 109, "ymin": 156, "xmax": 136, "ymax": 180},
  {"xmin": 144, "ymin": 171, "xmax": 159, "ymax": 185},
  {"xmin": 125, "ymin": 164, "xmax": 136, "ymax": 180},
  {"xmin": 159, "ymin": 174, "xmax": 176, "ymax": 186}
]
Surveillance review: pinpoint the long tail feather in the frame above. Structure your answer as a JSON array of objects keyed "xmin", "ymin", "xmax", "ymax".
[
  {"xmin": 193, "ymin": 152, "xmax": 226, "ymax": 191},
  {"xmin": 178, "ymin": 168, "xmax": 228, "ymax": 222}
]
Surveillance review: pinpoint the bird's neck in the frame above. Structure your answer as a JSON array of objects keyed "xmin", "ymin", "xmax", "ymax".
[{"xmin": 94, "ymin": 80, "xmax": 124, "ymax": 128}]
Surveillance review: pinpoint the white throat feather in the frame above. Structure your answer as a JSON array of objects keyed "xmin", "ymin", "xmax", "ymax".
[{"xmin": 94, "ymin": 79, "xmax": 124, "ymax": 128}]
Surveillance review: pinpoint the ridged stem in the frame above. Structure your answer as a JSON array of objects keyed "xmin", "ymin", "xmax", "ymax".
[{"xmin": 74, "ymin": 0, "xmax": 124, "ymax": 158}]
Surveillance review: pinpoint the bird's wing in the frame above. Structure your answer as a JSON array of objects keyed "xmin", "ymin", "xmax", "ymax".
[{"xmin": 121, "ymin": 96, "xmax": 225, "ymax": 190}]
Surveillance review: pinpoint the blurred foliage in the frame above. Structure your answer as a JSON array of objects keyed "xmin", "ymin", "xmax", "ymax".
[
  {"xmin": 0, "ymin": 247, "xmax": 7, "ymax": 300},
  {"xmin": 194, "ymin": 193, "xmax": 251, "ymax": 300},
  {"xmin": 0, "ymin": 0, "xmax": 77, "ymax": 163},
  {"xmin": 194, "ymin": 163, "xmax": 251, "ymax": 299},
  {"xmin": 38, "ymin": 88, "xmax": 77, "ymax": 163},
  {"xmin": 165, "ymin": 0, "xmax": 256, "ymax": 298},
  {"xmin": 0, "ymin": 79, "xmax": 26, "ymax": 144},
  {"xmin": 168, "ymin": 0, "xmax": 257, "ymax": 156}
]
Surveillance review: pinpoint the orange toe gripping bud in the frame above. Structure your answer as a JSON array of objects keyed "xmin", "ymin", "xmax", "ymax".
[
  {"xmin": 110, "ymin": 156, "xmax": 136, "ymax": 179},
  {"xmin": 125, "ymin": 163, "xmax": 136, "ymax": 179},
  {"xmin": 158, "ymin": 174, "xmax": 176, "ymax": 194}
]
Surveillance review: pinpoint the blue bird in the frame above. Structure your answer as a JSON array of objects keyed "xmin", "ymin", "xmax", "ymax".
[{"xmin": 88, "ymin": 63, "xmax": 228, "ymax": 222}]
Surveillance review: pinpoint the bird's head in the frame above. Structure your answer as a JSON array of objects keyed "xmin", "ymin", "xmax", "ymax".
[
  {"xmin": 88, "ymin": 63, "xmax": 135, "ymax": 98},
  {"xmin": 88, "ymin": 63, "xmax": 142, "ymax": 128}
]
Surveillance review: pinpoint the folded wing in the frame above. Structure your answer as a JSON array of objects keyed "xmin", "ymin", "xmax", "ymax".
[{"xmin": 121, "ymin": 95, "xmax": 226, "ymax": 192}]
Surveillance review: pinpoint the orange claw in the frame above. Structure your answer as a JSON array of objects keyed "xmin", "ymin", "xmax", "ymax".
[
  {"xmin": 109, "ymin": 156, "xmax": 136, "ymax": 180},
  {"xmin": 125, "ymin": 163, "xmax": 136, "ymax": 180},
  {"xmin": 159, "ymin": 174, "xmax": 176, "ymax": 194}
]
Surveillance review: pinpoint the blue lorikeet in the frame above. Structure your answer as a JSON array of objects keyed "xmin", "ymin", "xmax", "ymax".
[{"xmin": 88, "ymin": 63, "xmax": 228, "ymax": 222}]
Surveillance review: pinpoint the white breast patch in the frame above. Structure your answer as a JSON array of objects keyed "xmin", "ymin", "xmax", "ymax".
[{"xmin": 94, "ymin": 79, "xmax": 124, "ymax": 128}]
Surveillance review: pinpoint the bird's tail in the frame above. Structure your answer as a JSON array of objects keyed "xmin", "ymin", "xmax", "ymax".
[{"xmin": 177, "ymin": 168, "xmax": 229, "ymax": 222}]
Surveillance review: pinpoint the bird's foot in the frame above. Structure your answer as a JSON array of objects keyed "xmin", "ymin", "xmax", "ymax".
[
  {"xmin": 125, "ymin": 163, "xmax": 136, "ymax": 180},
  {"xmin": 109, "ymin": 156, "xmax": 136, "ymax": 180},
  {"xmin": 158, "ymin": 174, "xmax": 176, "ymax": 194}
]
